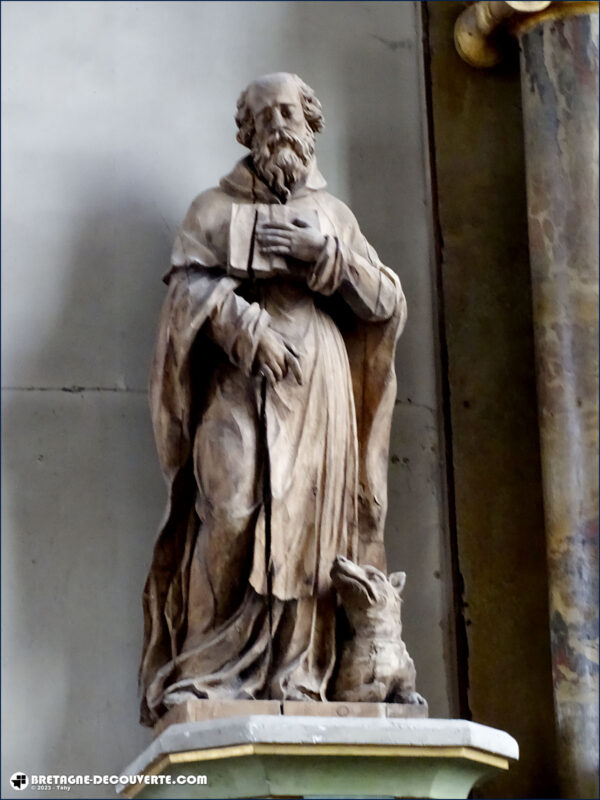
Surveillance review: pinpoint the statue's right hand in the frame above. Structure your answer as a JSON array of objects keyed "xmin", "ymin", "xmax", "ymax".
[{"xmin": 254, "ymin": 328, "xmax": 303, "ymax": 386}]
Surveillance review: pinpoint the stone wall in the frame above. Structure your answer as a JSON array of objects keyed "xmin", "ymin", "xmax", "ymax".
[{"xmin": 1, "ymin": 3, "xmax": 455, "ymax": 797}]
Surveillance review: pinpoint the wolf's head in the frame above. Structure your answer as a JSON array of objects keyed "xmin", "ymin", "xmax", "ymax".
[{"xmin": 331, "ymin": 555, "xmax": 406, "ymax": 621}]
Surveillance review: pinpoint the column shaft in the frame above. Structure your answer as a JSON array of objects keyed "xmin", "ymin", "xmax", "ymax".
[{"xmin": 518, "ymin": 11, "xmax": 599, "ymax": 796}]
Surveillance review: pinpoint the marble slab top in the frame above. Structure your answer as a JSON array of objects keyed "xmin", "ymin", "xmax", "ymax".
[{"xmin": 122, "ymin": 715, "xmax": 519, "ymax": 782}]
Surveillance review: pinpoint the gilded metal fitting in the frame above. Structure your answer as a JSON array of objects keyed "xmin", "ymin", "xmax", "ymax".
[{"xmin": 454, "ymin": 1, "xmax": 551, "ymax": 67}]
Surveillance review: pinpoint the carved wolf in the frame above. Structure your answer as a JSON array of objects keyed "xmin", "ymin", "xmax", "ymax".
[{"xmin": 330, "ymin": 555, "xmax": 427, "ymax": 706}]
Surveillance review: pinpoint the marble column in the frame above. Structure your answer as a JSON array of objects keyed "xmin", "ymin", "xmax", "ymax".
[
  {"xmin": 454, "ymin": 2, "xmax": 599, "ymax": 795},
  {"xmin": 515, "ymin": 7, "xmax": 599, "ymax": 796}
]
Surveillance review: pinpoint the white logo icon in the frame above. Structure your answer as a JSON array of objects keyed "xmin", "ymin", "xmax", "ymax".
[{"xmin": 10, "ymin": 773, "xmax": 29, "ymax": 791}]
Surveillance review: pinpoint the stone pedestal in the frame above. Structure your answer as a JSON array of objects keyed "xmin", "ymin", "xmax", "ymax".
[{"xmin": 119, "ymin": 716, "xmax": 518, "ymax": 799}]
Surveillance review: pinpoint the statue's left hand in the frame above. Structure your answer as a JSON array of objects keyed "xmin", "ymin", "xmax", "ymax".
[{"xmin": 256, "ymin": 217, "xmax": 326, "ymax": 263}]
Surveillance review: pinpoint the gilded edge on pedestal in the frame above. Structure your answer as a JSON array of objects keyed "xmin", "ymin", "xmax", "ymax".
[{"xmin": 121, "ymin": 744, "xmax": 510, "ymax": 799}]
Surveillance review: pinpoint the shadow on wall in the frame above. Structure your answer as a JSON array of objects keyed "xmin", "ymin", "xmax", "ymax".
[{"xmin": 2, "ymin": 164, "xmax": 169, "ymax": 791}]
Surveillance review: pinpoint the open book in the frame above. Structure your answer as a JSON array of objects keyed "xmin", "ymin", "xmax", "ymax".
[{"xmin": 228, "ymin": 203, "xmax": 320, "ymax": 279}]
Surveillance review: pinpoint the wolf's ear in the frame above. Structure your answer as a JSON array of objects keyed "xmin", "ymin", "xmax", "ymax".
[{"xmin": 389, "ymin": 571, "xmax": 406, "ymax": 595}]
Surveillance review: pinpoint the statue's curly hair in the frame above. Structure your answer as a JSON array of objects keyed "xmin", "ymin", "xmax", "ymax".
[{"xmin": 235, "ymin": 74, "xmax": 325, "ymax": 149}]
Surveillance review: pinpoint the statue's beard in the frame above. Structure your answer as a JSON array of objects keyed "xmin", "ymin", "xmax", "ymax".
[{"xmin": 252, "ymin": 129, "xmax": 314, "ymax": 200}]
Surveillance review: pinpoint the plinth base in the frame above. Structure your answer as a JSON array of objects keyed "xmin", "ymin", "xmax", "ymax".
[
  {"xmin": 154, "ymin": 699, "xmax": 428, "ymax": 735},
  {"xmin": 120, "ymin": 716, "xmax": 518, "ymax": 799}
]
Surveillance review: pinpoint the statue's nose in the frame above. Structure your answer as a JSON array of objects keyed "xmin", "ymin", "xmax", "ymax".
[{"xmin": 270, "ymin": 107, "xmax": 285, "ymax": 129}]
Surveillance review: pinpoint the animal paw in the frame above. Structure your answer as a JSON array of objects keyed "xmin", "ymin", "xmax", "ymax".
[{"xmin": 395, "ymin": 690, "xmax": 428, "ymax": 706}]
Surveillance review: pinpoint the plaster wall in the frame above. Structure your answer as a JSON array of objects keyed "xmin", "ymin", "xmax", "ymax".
[{"xmin": 1, "ymin": 3, "xmax": 455, "ymax": 796}]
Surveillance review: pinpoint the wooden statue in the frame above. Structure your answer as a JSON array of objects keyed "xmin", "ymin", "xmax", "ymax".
[
  {"xmin": 139, "ymin": 73, "xmax": 420, "ymax": 726},
  {"xmin": 331, "ymin": 556, "xmax": 425, "ymax": 705}
]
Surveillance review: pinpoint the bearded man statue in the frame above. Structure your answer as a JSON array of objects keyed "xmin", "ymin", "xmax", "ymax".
[{"xmin": 139, "ymin": 72, "xmax": 407, "ymax": 726}]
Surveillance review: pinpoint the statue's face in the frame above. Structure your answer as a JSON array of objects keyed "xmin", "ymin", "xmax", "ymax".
[
  {"xmin": 246, "ymin": 74, "xmax": 307, "ymax": 146},
  {"xmin": 245, "ymin": 73, "xmax": 315, "ymax": 199}
]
